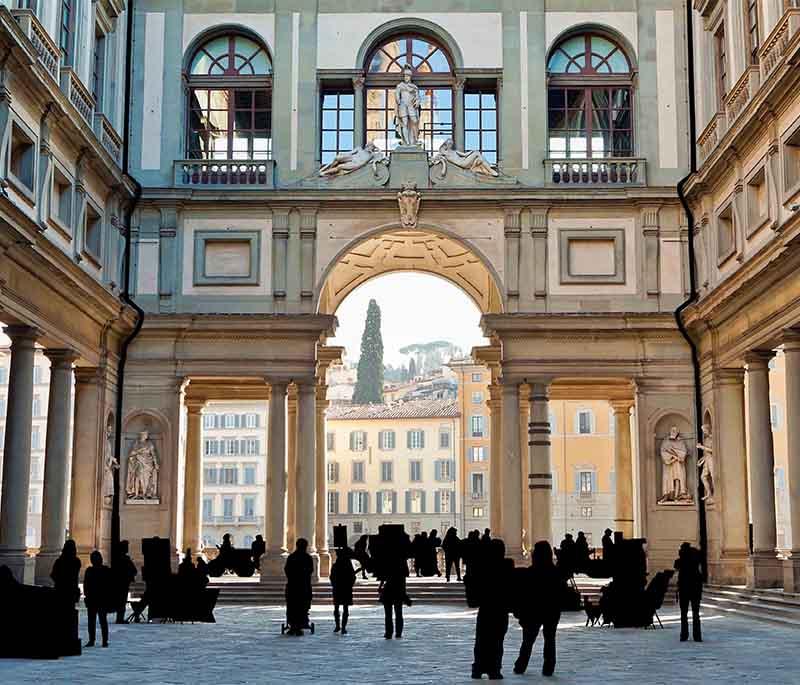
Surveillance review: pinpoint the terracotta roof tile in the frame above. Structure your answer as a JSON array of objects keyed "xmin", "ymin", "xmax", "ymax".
[{"xmin": 326, "ymin": 399, "xmax": 459, "ymax": 421}]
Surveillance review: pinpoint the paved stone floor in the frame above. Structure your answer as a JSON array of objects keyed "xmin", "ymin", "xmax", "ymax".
[{"xmin": 1, "ymin": 604, "xmax": 798, "ymax": 684}]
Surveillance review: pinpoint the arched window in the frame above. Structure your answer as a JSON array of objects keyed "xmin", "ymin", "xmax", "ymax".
[
  {"xmin": 186, "ymin": 33, "xmax": 272, "ymax": 160},
  {"xmin": 547, "ymin": 33, "xmax": 633, "ymax": 159},
  {"xmin": 364, "ymin": 34, "xmax": 455, "ymax": 154}
]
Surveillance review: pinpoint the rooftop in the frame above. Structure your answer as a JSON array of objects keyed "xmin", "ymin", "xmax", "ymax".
[{"xmin": 326, "ymin": 399, "xmax": 459, "ymax": 421}]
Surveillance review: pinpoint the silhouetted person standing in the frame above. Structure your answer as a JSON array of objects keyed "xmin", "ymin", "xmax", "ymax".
[
  {"xmin": 513, "ymin": 541, "xmax": 566, "ymax": 677},
  {"xmin": 575, "ymin": 531, "xmax": 590, "ymax": 571},
  {"xmin": 601, "ymin": 529, "xmax": 614, "ymax": 562},
  {"xmin": 380, "ymin": 547, "xmax": 410, "ymax": 639},
  {"xmin": 84, "ymin": 551, "xmax": 112, "ymax": 647},
  {"xmin": 330, "ymin": 547, "xmax": 356, "ymax": 634},
  {"xmin": 481, "ymin": 528, "xmax": 492, "ymax": 546},
  {"xmin": 285, "ymin": 538, "xmax": 314, "ymax": 635},
  {"xmin": 196, "ymin": 557, "xmax": 210, "ymax": 588},
  {"xmin": 558, "ymin": 534, "xmax": 575, "ymax": 578},
  {"xmin": 111, "ymin": 539, "xmax": 137, "ymax": 624},
  {"xmin": 429, "ymin": 529, "xmax": 442, "ymax": 576},
  {"xmin": 472, "ymin": 538, "xmax": 512, "ymax": 680},
  {"xmin": 674, "ymin": 542, "xmax": 703, "ymax": 642},
  {"xmin": 51, "ymin": 539, "xmax": 81, "ymax": 605},
  {"xmin": 251, "ymin": 534, "xmax": 266, "ymax": 568},
  {"xmin": 442, "ymin": 527, "xmax": 462, "ymax": 581},
  {"xmin": 178, "ymin": 548, "xmax": 195, "ymax": 580}
]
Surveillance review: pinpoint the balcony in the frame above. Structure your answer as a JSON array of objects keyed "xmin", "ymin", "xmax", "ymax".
[
  {"xmin": 12, "ymin": 9, "xmax": 59, "ymax": 83},
  {"xmin": 724, "ymin": 65, "xmax": 760, "ymax": 128},
  {"xmin": 94, "ymin": 113, "xmax": 122, "ymax": 164},
  {"xmin": 697, "ymin": 112, "xmax": 725, "ymax": 164},
  {"xmin": 60, "ymin": 67, "xmax": 95, "ymax": 127},
  {"xmin": 759, "ymin": 7, "xmax": 800, "ymax": 80},
  {"xmin": 544, "ymin": 158, "xmax": 646, "ymax": 187},
  {"xmin": 174, "ymin": 158, "xmax": 275, "ymax": 187}
]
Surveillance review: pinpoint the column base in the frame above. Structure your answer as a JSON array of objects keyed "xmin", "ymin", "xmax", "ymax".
[
  {"xmin": 259, "ymin": 550, "xmax": 289, "ymax": 580},
  {"xmin": 317, "ymin": 550, "xmax": 331, "ymax": 578},
  {"xmin": 783, "ymin": 554, "xmax": 800, "ymax": 593},
  {"xmin": 0, "ymin": 548, "xmax": 35, "ymax": 583},
  {"xmin": 746, "ymin": 552, "xmax": 783, "ymax": 589},
  {"xmin": 34, "ymin": 549, "xmax": 61, "ymax": 586},
  {"xmin": 707, "ymin": 550, "xmax": 749, "ymax": 585}
]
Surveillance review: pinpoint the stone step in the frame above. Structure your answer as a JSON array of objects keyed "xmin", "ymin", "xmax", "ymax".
[
  {"xmin": 705, "ymin": 584, "xmax": 800, "ymax": 608},
  {"xmin": 701, "ymin": 590, "xmax": 800, "ymax": 629}
]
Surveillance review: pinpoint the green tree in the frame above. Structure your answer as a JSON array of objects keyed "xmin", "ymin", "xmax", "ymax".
[
  {"xmin": 408, "ymin": 357, "xmax": 417, "ymax": 379},
  {"xmin": 353, "ymin": 299, "xmax": 384, "ymax": 404}
]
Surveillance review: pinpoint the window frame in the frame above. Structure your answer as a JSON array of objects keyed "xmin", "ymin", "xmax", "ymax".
[
  {"xmin": 745, "ymin": 0, "xmax": 760, "ymax": 66},
  {"xmin": 714, "ymin": 21, "xmax": 728, "ymax": 109},
  {"xmin": 59, "ymin": 0, "xmax": 75, "ymax": 65}
]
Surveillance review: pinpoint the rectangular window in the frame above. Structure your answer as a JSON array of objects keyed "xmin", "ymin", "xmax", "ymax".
[
  {"xmin": 243, "ymin": 496, "xmax": 256, "ymax": 518},
  {"xmin": 437, "ymin": 460, "xmax": 453, "ymax": 482},
  {"xmin": 409, "ymin": 490, "xmax": 423, "ymax": 514},
  {"xmin": 222, "ymin": 466, "xmax": 238, "ymax": 485},
  {"xmin": 714, "ymin": 23, "xmax": 728, "ymax": 106},
  {"xmin": 204, "ymin": 467, "xmax": 218, "ymax": 485},
  {"xmin": 31, "ymin": 425, "xmax": 41, "ymax": 450},
  {"xmin": 577, "ymin": 411, "xmax": 592, "ymax": 435},
  {"xmin": 222, "ymin": 497, "xmax": 234, "ymax": 518},
  {"xmin": 579, "ymin": 471, "xmax": 594, "ymax": 494},
  {"xmin": 203, "ymin": 414, "xmax": 215, "ymax": 429},
  {"xmin": 352, "ymin": 521, "xmax": 363, "ymax": 534},
  {"xmin": 439, "ymin": 429, "xmax": 450, "ymax": 449},
  {"xmin": 224, "ymin": 414, "xmax": 235, "ymax": 429},
  {"xmin": 245, "ymin": 438, "xmax": 259, "ymax": 456},
  {"xmin": 244, "ymin": 464, "xmax": 257, "ymax": 485},
  {"xmin": 84, "ymin": 204, "xmax": 103, "ymax": 261},
  {"xmin": 31, "ymin": 395, "xmax": 41, "ymax": 417},
  {"xmin": 9, "ymin": 122, "xmax": 35, "ymax": 194},
  {"xmin": 771, "ymin": 403, "xmax": 781, "ymax": 429},
  {"xmin": 51, "ymin": 165, "xmax": 72, "ymax": 230},
  {"xmin": 471, "ymin": 391, "xmax": 483, "ymax": 404},
  {"xmin": 784, "ymin": 126, "xmax": 800, "ymax": 195},
  {"xmin": 33, "ymin": 366, "xmax": 42, "ymax": 385},
  {"xmin": 350, "ymin": 430, "xmax": 367, "ymax": 451},
  {"xmin": 471, "ymin": 372, "xmax": 482, "ymax": 382},
  {"xmin": 327, "ymin": 461, "xmax": 339, "ymax": 483},
  {"xmin": 380, "ymin": 461, "xmax": 393, "ymax": 483},
  {"xmin": 581, "ymin": 506, "xmax": 593, "ymax": 518},
  {"xmin": 471, "ymin": 472, "xmax": 485, "ymax": 497},
  {"xmin": 469, "ymin": 446, "xmax": 486, "ymax": 462},
  {"xmin": 379, "ymin": 430, "xmax": 396, "ymax": 450},
  {"xmin": 92, "ymin": 28, "xmax": 106, "ymax": 109},
  {"xmin": 320, "ymin": 90, "xmax": 355, "ymax": 165},
  {"xmin": 352, "ymin": 491, "xmax": 368, "ymax": 514},
  {"xmin": 224, "ymin": 438, "xmax": 238, "ymax": 455},
  {"xmin": 409, "ymin": 460, "xmax": 422, "ymax": 482},
  {"xmin": 379, "ymin": 490, "xmax": 395, "ymax": 514},
  {"xmin": 202, "ymin": 497, "xmax": 213, "ymax": 521},
  {"xmin": 59, "ymin": 0, "xmax": 73, "ymax": 62},
  {"xmin": 407, "ymin": 429, "xmax": 425, "ymax": 449},
  {"xmin": 438, "ymin": 489, "xmax": 452, "ymax": 513},
  {"xmin": 352, "ymin": 461, "xmax": 365, "ymax": 483},
  {"xmin": 746, "ymin": 167, "xmax": 769, "ymax": 232},
  {"xmin": 472, "ymin": 506, "xmax": 485, "ymax": 518},
  {"xmin": 464, "ymin": 89, "xmax": 498, "ymax": 164},
  {"xmin": 203, "ymin": 439, "xmax": 217, "ymax": 456},
  {"xmin": 328, "ymin": 490, "xmax": 339, "ymax": 514},
  {"xmin": 326, "ymin": 432, "xmax": 335, "ymax": 451},
  {"xmin": 746, "ymin": 0, "xmax": 760, "ymax": 65},
  {"xmin": 245, "ymin": 413, "xmax": 258, "ymax": 428},
  {"xmin": 717, "ymin": 204, "xmax": 735, "ymax": 262},
  {"xmin": 470, "ymin": 415, "xmax": 485, "ymax": 438},
  {"xmin": 30, "ymin": 457, "xmax": 41, "ymax": 480}
]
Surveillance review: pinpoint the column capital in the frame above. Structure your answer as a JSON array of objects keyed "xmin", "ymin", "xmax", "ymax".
[
  {"xmin": 713, "ymin": 367, "xmax": 746, "ymax": 386},
  {"xmin": 3, "ymin": 324, "xmax": 39, "ymax": 344},
  {"xmin": 783, "ymin": 328, "xmax": 800, "ymax": 350},
  {"xmin": 43, "ymin": 349, "xmax": 80, "ymax": 368},
  {"xmin": 184, "ymin": 397, "xmax": 206, "ymax": 414},
  {"xmin": 73, "ymin": 366, "xmax": 104, "ymax": 385},
  {"xmin": 609, "ymin": 399, "xmax": 635, "ymax": 414},
  {"xmin": 743, "ymin": 350, "xmax": 774, "ymax": 369},
  {"xmin": 526, "ymin": 380, "xmax": 551, "ymax": 400},
  {"xmin": 268, "ymin": 379, "xmax": 289, "ymax": 394},
  {"xmin": 294, "ymin": 378, "xmax": 317, "ymax": 395}
]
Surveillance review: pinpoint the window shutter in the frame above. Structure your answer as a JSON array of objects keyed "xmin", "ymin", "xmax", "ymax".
[
  {"xmin": 450, "ymin": 489, "xmax": 456, "ymax": 513},
  {"xmin": 348, "ymin": 491, "xmax": 354, "ymax": 514},
  {"xmin": 254, "ymin": 414, "xmax": 259, "ymax": 428},
  {"xmin": 363, "ymin": 492, "xmax": 370, "ymax": 514},
  {"xmin": 575, "ymin": 471, "xmax": 581, "ymax": 493},
  {"xmin": 334, "ymin": 462, "xmax": 340, "ymax": 482},
  {"xmin": 392, "ymin": 490, "xmax": 397, "ymax": 514},
  {"xmin": 405, "ymin": 490, "xmax": 411, "ymax": 514},
  {"xmin": 449, "ymin": 460, "xmax": 456, "ymax": 481},
  {"xmin": 377, "ymin": 491, "xmax": 383, "ymax": 514},
  {"xmin": 389, "ymin": 431, "xmax": 395, "ymax": 449},
  {"xmin": 420, "ymin": 431, "xmax": 425, "ymax": 449},
  {"xmin": 591, "ymin": 472, "xmax": 598, "ymax": 493},
  {"xmin": 349, "ymin": 432, "xmax": 355, "ymax": 450},
  {"xmin": 407, "ymin": 431, "xmax": 412, "ymax": 449},
  {"xmin": 435, "ymin": 460, "xmax": 442, "ymax": 482},
  {"xmin": 420, "ymin": 491, "xmax": 426, "ymax": 514},
  {"xmin": 435, "ymin": 491, "xmax": 441, "ymax": 513}
]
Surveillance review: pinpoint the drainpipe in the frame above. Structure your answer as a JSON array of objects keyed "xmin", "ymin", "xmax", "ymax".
[
  {"xmin": 111, "ymin": 0, "xmax": 144, "ymax": 565},
  {"xmin": 674, "ymin": 2, "xmax": 708, "ymax": 581}
]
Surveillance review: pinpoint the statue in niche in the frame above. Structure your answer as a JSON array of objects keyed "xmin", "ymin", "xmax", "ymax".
[
  {"xmin": 430, "ymin": 138, "xmax": 499, "ymax": 178},
  {"xmin": 697, "ymin": 422, "xmax": 715, "ymax": 502},
  {"xmin": 125, "ymin": 430, "xmax": 160, "ymax": 501},
  {"xmin": 397, "ymin": 183, "xmax": 421, "ymax": 228},
  {"xmin": 102, "ymin": 426, "xmax": 119, "ymax": 504},
  {"xmin": 318, "ymin": 142, "xmax": 387, "ymax": 177},
  {"xmin": 658, "ymin": 426, "xmax": 693, "ymax": 504},
  {"xmin": 394, "ymin": 64, "xmax": 421, "ymax": 146}
]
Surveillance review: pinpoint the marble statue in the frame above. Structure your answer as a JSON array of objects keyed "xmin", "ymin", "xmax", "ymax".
[
  {"xmin": 697, "ymin": 422, "xmax": 715, "ymax": 502},
  {"xmin": 102, "ymin": 427, "xmax": 118, "ymax": 503},
  {"xmin": 430, "ymin": 139, "xmax": 499, "ymax": 177},
  {"xmin": 658, "ymin": 426, "xmax": 692, "ymax": 503},
  {"xmin": 318, "ymin": 142, "xmax": 387, "ymax": 177},
  {"xmin": 394, "ymin": 65, "xmax": 421, "ymax": 146},
  {"xmin": 125, "ymin": 430, "xmax": 160, "ymax": 501},
  {"xmin": 398, "ymin": 183, "xmax": 421, "ymax": 228}
]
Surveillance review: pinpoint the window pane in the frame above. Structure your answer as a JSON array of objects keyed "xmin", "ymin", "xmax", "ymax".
[
  {"xmin": 481, "ymin": 109, "xmax": 496, "ymax": 129},
  {"xmin": 254, "ymin": 111, "xmax": 269, "ymax": 129},
  {"xmin": 234, "ymin": 111, "xmax": 252, "ymax": 130},
  {"xmin": 481, "ymin": 131, "xmax": 496, "ymax": 150},
  {"xmin": 567, "ymin": 90, "xmax": 585, "ymax": 108},
  {"xmin": 322, "ymin": 110, "xmax": 337, "ymax": 129},
  {"xmin": 567, "ymin": 109, "xmax": 586, "ymax": 128},
  {"xmin": 340, "ymin": 93, "xmax": 354, "ymax": 109},
  {"xmin": 339, "ymin": 131, "xmax": 354, "ymax": 150},
  {"xmin": 234, "ymin": 91, "xmax": 252, "ymax": 108},
  {"xmin": 465, "ymin": 93, "xmax": 480, "ymax": 109},
  {"xmin": 612, "ymin": 109, "xmax": 631, "ymax": 129},
  {"xmin": 548, "ymin": 89, "xmax": 565, "ymax": 109},
  {"xmin": 465, "ymin": 131, "xmax": 480, "ymax": 150},
  {"xmin": 254, "ymin": 90, "xmax": 270, "ymax": 109},
  {"xmin": 591, "ymin": 89, "xmax": 609, "ymax": 109},
  {"xmin": 548, "ymin": 110, "xmax": 566, "ymax": 129},
  {"xmin": 339, "ymin": 109, "xmax": 354, "ymax": 129},
  {"xmin": 592, "ymin": 109, "xmax": 610, "ymax": 129},
  {"xmin": 465, "ymin": 110, "xmax": 480, "ymax": 129},
  {"xmin": 481, "ymin": 93, "xmax": 496, "ymax": 108}
]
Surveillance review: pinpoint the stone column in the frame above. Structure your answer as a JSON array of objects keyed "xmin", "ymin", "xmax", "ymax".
[
  {"xmin": 262, "ymin": 381, "xmax": 288, "ymax": 577},
  {"xmin": 0, "ymin": 325, "xmax": 39, "ymax": 581},
  {"xmin": 713, "ymin": 368, "xmax": 750, "ymax": 584},
  {"xmin": 286, "ymin": 385, "xmax": 298, "ymax": 548},
  {"xmin": 527, "ymin": 381, "xmax": 553, "ymax": 546},
  {"xmin": 501, "ymin": 379, "xmax": 523, "ymax": 559},
  {"xmin": 182, "ymin": 398, "xmax": 205, "ymax": 558},
  {"xmin": 782, "ymin": 334, "xmax": 800, "ymax": 591},
  {"xmin": 35, "ymin": 349, "xmax": 79, "ymax": 585},
  {"xmin": 519, "ymin": 384, "xmax": 530, "ymax": 553},
  {"xmin": 315, "ymin": 383, "xmax": 330, "ymax": 576},
  {"xmin": 295, "ymin": 381, "xmax": 317, "ymax": 564},
  {"xmin": 486, "ymin": 382, "xmax": 503, "ymax": 537},
  {"xmin": 744, "ymin": 352, "xmax": 781, "ymax": 588},
  {"xmin": 610, "ymin": 399, "xmax": 635, "ymax": 538},
  {"xmin": 453, "ymin": 76, "xmax": 466, "ymax": 151},
  {"xmin": 352, "ymin": 74, "xmax": 365, "ymax": 148}
]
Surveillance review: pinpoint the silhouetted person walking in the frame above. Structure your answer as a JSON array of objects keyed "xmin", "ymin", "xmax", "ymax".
[
  {"xmin": 84, "ymin": 550, "xmax": 112, "ymax": 647},
  {"xmin": 429, "ymin": 529, "xmax": 442, "ymax": 577},
  {"xmin": 354, "ymin": 534, "xmax": 370, "ymax": 579},
  {"xmin": 442, "ymin": 527, "xmax": 462, "ymax": 581},
  {"xmin": 674, "ymin": 542, "xmax": 703, "ymax": 642},
  {"xmin": 251, "ymin": 534, "xmax": 266, "ymax": 569},
  {"xmin": 330, "ymin": 547, "xmax": 356, "ymax": 634},
  {"xmin": 111, "ymin": 540, "xmax": 137, "ymax": 623},
  {"xmin": 472, "ymin": 538, "xmax": 512, "ymax": 680},
  {"xmin": 51, "ymin": 539, "xmax": 81, "ymax": 605},
  {"xmin": 513, "ymin": 541, "xmax": 566, "ymax": 677},
  {"xmin": 285, "ymin": 538, "xmax": 314, "ymax": 635},
  {"xmin": 380, "ymin": 548, "xmax": 410, "ymax": 639}
]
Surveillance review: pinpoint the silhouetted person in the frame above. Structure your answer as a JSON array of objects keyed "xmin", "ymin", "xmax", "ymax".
[
  {"xmin": 330, "ymin": 547, "xmax": 356, "ymax": 634},
  {"xmin": 674, "ymin": 542, "xmax": 703, "ymax": 642},
  {"xmin": 601, "ymin": 529, "xmax": 614, "ymax": 562},
  {"xmin": 513, "ymin": 541, "xmax": 566, "ymax": 677},
  {"xmin": 111, "ymin": 539, "xmax": 137, "ymax": 623},
  {"xmin": 575, "ymin": 531, "xmax": 590, "ymax": 571},
  {"xmin": 220, "ymin": 533, "xmax": 234, "ymax": 556},
  {"xmin": 411, "ymin": 533, "xmax": 423, "ymax": 576},
  {"xmin": 414, "ymin": 531, "xmax": 429, "ymax": 576},
  {"xmin": 84, "ymin": 550, "xmax": 112, "ymax": 648},
  {"xmin": 472, "ymin": 538, "xmax": 512, "ymax": 680},
  {"xmin": 558, "ymin": 534, "xmax": 575, "ymax": 577},
  {"xmin": 442, "ymin": 527, "xmax": 462, "ymax": 581},
  {"xmin": 429, "ymin": 529, "xmax": 442, "ymax": 577},
  {"xmin": 251, "ymin": 535, "xmax": 266, "ymax": 568},
  {"xmin": 461, "ymin": 530, "xmax": 480, "ymax": 576},
  {"xmin": 51, "ymin": 539, "xmax": 81, "ymax": 605},
  {"xmin": 380, "ymin": 547, "xmax": 409, "ymax": 639},
  {"xmin": 481, "ymin": 528, "xmax": 492, "ymax": 546},
  {"xmin": 178, "ymin": 548, "xmax": 195, "ymax": 580},
  {"xmin": 354, "ymin": 534, "xmax": 370, "ymax": 579},
  {"xmin": 284, "ymin": 538, "xmax": 314, "ymax": 635},
  {"xmin": 196, "ymin": 557, "xmax": 210, "ymax": 588}
]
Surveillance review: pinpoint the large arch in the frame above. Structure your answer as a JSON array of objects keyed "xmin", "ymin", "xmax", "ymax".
[{"xmin": 316, "ymin": 225, "xmax": 505, "ymax": 316}]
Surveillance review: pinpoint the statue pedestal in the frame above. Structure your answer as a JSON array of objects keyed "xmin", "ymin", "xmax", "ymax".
[{"xmin": 389, "ymin": 145, "xmax": 429, "ymax": 189}]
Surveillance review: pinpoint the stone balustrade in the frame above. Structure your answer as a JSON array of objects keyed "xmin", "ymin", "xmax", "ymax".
[
  {"xmin": 545, "ymin": 158, "xmax": 646, "ymax": 186},
  {"xmin": 724, "ymin": 65, "xmax": 760, "ymax": 127},
  {"xmin": 59, "ymin": 67, "xmax": 95, "ymax": 127},
  {"xmin": 11, "ymin": 9, "xmax": 59, "ymax": 82},
  {"xmin": 758, "ymin": 7, "xmax": 800, "ymax": 80},
  {"xmin": 697, "ymin": 113, "xmax": 725, "ymax": 164},
  {"xmin": 94, "ymin": 113, "xmax": 122, "ymax": 164},
  {"xmin": 174, "ymin": 159, "xmax": 275, "ymax": 187}
]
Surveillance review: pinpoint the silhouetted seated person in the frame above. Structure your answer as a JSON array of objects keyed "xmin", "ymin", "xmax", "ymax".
[
  {"xmin": 442, "ymin": 527, "xmax": 462, "ymax": 582},
  {"xmin": 84, "ymin": 550, "xmax": 112, "ymax": 648},
  {"xmin": 284, "ymin": 538, "xmax": 314, "ymax": 635},
  {"xmin": 111, "ymin": 540, "xmax": 137, "ymax": 624},
  {"xmin": 674, "ymin": 542, "xmax": 703, "ymax": 642},
  {"xmin": 601, "ymin": 529, "xmax": 614, "ymax": 562},
  {"xmin": 51, "ymin": 539, "xmax": 81, "ymax": 606},
  {"xmin": 251, "ymin": 535, "xmax": 266, "ymax": 568},
  {"xmin": 574, "ymin": 531, "xmax": 590, "ymax": 572},
  {"xmin": 330, "ymin": 547, "xmax": 356, "ymax": 634},
  {"xmin": 354, "ymin": 534, "xmax": 370, "ymax": 580},
  {"xmin": 471, "ymin": 538, "xmax": 513, "ymax": 680},
  {"xmin": 513, "ymin": 541, "xmax": 567, "ymax": 677}
]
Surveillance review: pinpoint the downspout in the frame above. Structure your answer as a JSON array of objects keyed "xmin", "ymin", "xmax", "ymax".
[
  {"xmin": 112, "ymin": 0, "xmax": 144, "ymax": 563},
  {"xmin": 674, "ymin": 2, "xmax": 708, "ymax": 581}
]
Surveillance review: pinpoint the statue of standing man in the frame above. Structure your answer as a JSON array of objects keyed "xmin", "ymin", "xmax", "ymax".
[
  {"xmin": 125, "ymin": 430, "xmax": 160, "ymax": 501},
  {"xmin": 658, "ymin": 426, "xmax": 692, "ymax": 503},
  {"xmin": 394, "ymin": 65, "xmax": 421, "ymax": 147}
]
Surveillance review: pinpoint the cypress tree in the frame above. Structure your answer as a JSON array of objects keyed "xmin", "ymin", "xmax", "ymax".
[
  {"xmin": 353, "ymin": 299, "xmax": 384, "ymax": 404},
  {"xmin": 408, "ymin": 357, "xmax": 417, "ymax": 379}
]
